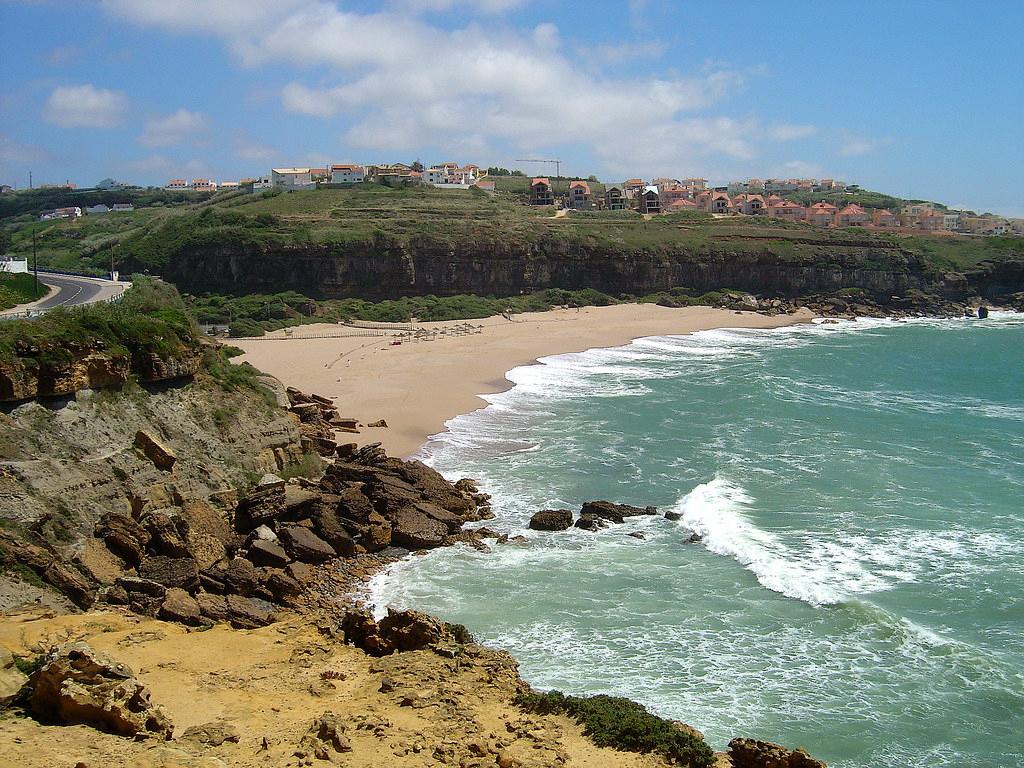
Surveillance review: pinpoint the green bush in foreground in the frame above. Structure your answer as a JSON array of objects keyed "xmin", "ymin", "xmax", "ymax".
[
  {"xmin": 514, "ymin": 690, "xmax": 714, "ymax": 767},
  {"xmin": 0, "ymin": 272, "xmax": 49, "ymax": 310}
]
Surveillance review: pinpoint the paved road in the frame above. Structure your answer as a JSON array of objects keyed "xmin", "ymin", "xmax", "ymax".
[{"xmin": 0, "ymin": 272, "xmax": 130, "ymax": 317}]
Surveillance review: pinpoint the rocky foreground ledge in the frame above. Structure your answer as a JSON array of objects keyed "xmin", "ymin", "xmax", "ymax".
[{"xmin": 0, "ymin": 380, "xmax": 827, "ymax": 767}]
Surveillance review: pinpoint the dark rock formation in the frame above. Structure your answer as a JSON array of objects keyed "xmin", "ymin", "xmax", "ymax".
[
  {"xmin": 22, "ymin": 642, "xmax": 173, "ymax": 740},
  {"xmin": 340, "ymin": 607, "xmax": 451, "ymax": 656},
  {"xmin": 580, "ymin": 501, "xmax": 657, "ymax": 524},
  {"xmin": 297, "ymin": 712, "xmax": 352, "ymax": 760},
  {"xmin": 528, "ymin": 509, "xmax": 574, "ymax": 531},
  {"xmin": 729, "ymin": 737, "xmax": 827, "ymax": 768}
]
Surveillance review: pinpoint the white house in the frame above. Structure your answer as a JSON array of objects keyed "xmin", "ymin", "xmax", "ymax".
[
  {"xmin": 40, "ymin": 207, "xmax": 82, "ymax": 220},
  {"xmin": 330, "ymin": 164, "xmax": 364, "ymax": 184},
  {"xmin": 0, "ymin": 258, "xmax": 29, "ymax": 274},
  {"xmin": 165, "ymin": 179, "xmax": 189, "ymax": 190},
  {"xmin": 271, "ymin": 168, "xmax": 314, "ymax": 189},
  {"xmin": 112, "ymin": 203, "xmax": 134, "ymax": 213},
  {"xmin": 251, "ymin": 176, "xmax": 273, "ymax": 192},
  {"xmin": 85, "ymin": 204, "xmax": 110, "ymax": 215}
]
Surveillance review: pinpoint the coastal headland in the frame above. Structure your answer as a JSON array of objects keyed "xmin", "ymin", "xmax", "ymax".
[{"xmin": 233, "ymin": 303, "xmax": 815, "ymax": 457}]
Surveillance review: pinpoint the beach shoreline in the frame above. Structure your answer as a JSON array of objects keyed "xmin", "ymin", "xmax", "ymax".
[{"xmin": 233, "ymin": 304, "xmax": 816, "ymax": 458}]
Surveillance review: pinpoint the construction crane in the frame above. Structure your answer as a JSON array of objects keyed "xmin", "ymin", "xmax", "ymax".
[{"xmin": 515, "ymin": 159, "xmax": 563, "ymax": 179}]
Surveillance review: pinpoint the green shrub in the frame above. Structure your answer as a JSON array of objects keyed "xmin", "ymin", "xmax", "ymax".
[
  {"xmin": 279, "ymin": 451, "xmax": 324, "ymax": 481},
  {"xmin": 515, "ymin": 690, "xmax": 713, "ymax": 767}
]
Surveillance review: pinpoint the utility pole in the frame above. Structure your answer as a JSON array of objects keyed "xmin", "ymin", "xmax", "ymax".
[
  {"xmin": 29, "ymin": 170, "xmax": 33, "ymax": 190},
  {"xmin": 32, "ymin": 226, "xmax": 39, "ymax": 298}
]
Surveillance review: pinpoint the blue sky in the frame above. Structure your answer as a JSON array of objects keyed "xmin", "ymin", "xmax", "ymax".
[{"xmin": 1, "ymin": 0, "xmax": 1022, "ymax": 216}]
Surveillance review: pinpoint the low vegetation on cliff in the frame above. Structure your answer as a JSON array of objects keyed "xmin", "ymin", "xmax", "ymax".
[{"xmin": 516, "ymin": 690, "xmax": 715, "ymax": 767}]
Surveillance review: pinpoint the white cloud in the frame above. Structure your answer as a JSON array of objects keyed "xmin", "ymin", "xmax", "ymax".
[
  {"xmin": 44, "ymin": 44, "xmax": 81, "ymax": 66},
  {"xmin": 139, "ymin": 108, "xmax": 208, "ymax": 147},
  {"xmin": 766, "ymin": 123, "xmax": 817, "ymax": 141},
  {"xmin": 773, "ymin": 160, "xmax": 824, "ymax": 178},
  {"xmin": 392, "ymin": 0, "xmax": 528, "ymax": 12},
  {"xmin": 233, "ymin": 134, "xmax": 277, "ymax": 161},
  {"xmin": 43, "ymin": 84, "xmax": 126, "ymax": 128},
  {"xmin": 105, "ymin": 2, "xmax": 814, "ymax": 176},
  {"xmin": 837, "ymin": 133, "xmax": 891, "ymax": 157},
  {"xmin": 595, "ymin": 39, "xmax": 667, "ymax": 63}
]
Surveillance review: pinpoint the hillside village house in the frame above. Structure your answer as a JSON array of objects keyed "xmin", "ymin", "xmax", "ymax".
[
  {"xmin": 165, "ymin": 179, "xmax": 189, "ymax": 190},
  {"xmin": 605, "ymin": 183, "xmax": 627, "ymax": 210},
  {"xmin": 806, "ymin": 202, "xmax": 839, "ymax": 226},
  {"xmin": 530, "ymin": 178, "xmax": 554, "ymax": 205},
  {"xmin": 423, "ymin": 163, "xmax": 478, "ymax": 187},
  {"xmin": 705, "ymin": 191, "xmax": 733, "ymax": 214},
  {"xmin": 39, "ymin": 207, "xmax": 82, "ymax": 220},
  {"xmin": 219, "ymin": 181, "xmax": 240, "ymax": 190},
  {"xmin": 567, "ymin": 180, "xmax": 592, "ymax": 210},
  {"xmin": 667, "ymin": 199, "xmax": 698, "ymax": 212},
  {"xmin": 112, "ymin": 203, "xmax": 134, "ymax": 212},
  {"xmin": 330, "ymin": 164, "xmax": 365, "ymax": 184},
  {"xmin": 733, "ymin": 193, "xmax": 766, "ymax": 215},
  {"xmin": 767, "ymin": 199, "xmax": 806, "ymax": 220},
  {"xmin": 835, "ymin": 204, "xmax": 870, "ymax": 227},
  {"xmin": 191, "ymin": 179, "xmax": 217, "ymax": 192},
  {"xmin": 624, "ymin": 179, "xmax": 646, "ymax": 197},
  {"xmin": 271, "ymin": 168, "xmax": 313, "ymax": 189},
  {"xmin": 310, "ymin": 168, "xmax": 329, "ymax": 182},
  {"xmin": 872, "ymin": 209, "xmax": 898, "ymax": 227},
  {"xmin": 85, "ymin": 204, "xmax": 110, "ymax": 215},
  {"xmin": 639, "ymin": 186, "xmax": 661, "ymax": 214},
  {"xmin": 659, "ymin": 186, "xmax": 693, "ymax": 207}
]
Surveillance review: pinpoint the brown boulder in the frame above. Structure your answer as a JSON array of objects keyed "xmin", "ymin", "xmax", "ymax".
[
  {"xmin": 390, "ymin": 506, "xmax": 448, "ymax": 550},
  {"xmin": 297, "ymin": 712, "xmax": 351, "ymax": 760},
  {"xmin": 23, "ymin": 642, "xmax": 173, "ymax": 739},
  {"xmin": 278, "ymin": 525, "xmax": 337, "ymax": 564},
  {"xmin": 729, "ymin": 738, "xmax": 827, "ymax": 768},
  {"xmin": 95, "ymin": 512, "xmax": 150, "ymax": 567},
  {"xmin": 133, "ymin": 430, "xmax": 177, "ymax": 471},
  {"xmin": 387, "ymin": 459, "xmax": 473, "ymax": 513},
  {"xmin": 528, "ymin": 509, "xmax": 573, "ymax": 531},
  {"xmin": 235, "ymin": 474, "xmax": 286, "ymax": 532},
  {"xmin": 223, "ymin": 556, "xmax": 259, "ymax": 596},
  {"xmin": 181, "ymin": 720, "xmax": 240, "ymax": 746},
  {"xmin": 158, "ymin": 588, "xmax": 203, "ymax": 625},
  {"xmin": 247, "ymin": 539, "xmax": 290, "ymax": 568},
  {"xmin": 138, "ymin": 556, "xmax": 199, "ymax": 591},
  {"xmin": 142, "ymin": 511, "xmax": 191, "ymax": 559}
]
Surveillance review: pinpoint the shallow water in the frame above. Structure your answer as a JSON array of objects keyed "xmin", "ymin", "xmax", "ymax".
[{"xmin": 371, "ymin": 312, "xmax": 1024, "ymax": 767}]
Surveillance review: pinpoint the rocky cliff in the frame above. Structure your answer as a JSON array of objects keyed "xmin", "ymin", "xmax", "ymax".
[{"xmin": 157, "ymin": 235, "xmax": 1023, "ymax": 304}]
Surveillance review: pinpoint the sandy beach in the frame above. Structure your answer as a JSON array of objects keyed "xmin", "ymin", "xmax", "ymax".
[{"xmin": 233, "ymin": 304, "xmax": 815, "ymax": 458}]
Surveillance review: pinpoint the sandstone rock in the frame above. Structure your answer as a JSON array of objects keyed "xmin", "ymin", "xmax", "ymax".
[
  {"xmin": 390, "ymin": 506, "xmax": 448, "ymax": 550},
  {"xmin": 389, "ymin": 459, "xmax": 473, "ymax": 513},
  {"xmin": 235, "ymin": 474, "xmax": 287, "ymax": 532},
  {"xmin": 224, "ymin": 595, "xmax": 276, "ymax": 629},
  {"xmin": 133, "ymin": 430, "xmax": 177, "ymax": 471},
  {"xmin": 95, "ymin": 512, "xmax": 150, "ymax": 567},
  {"xmin": 528, "ymin": 509, "xmax": 573, "ymax": 531},
  {"xmin": 579, "ymin": 500, "xmax": 656, "ymax": 524},
  {"xmin": 264, "ymin": 569, "xmax": 304, "ymax": 606},
  {"xmin": 310, "ymin": 507, "xmax": 357, "ymax": 557},
  {"xmin": 728, "ymin": 737, "xmax": 827, "ymax": 768},
  {"xmin": 224, "ymin": 556, "xmax": 260, "ymax": 596},
  {"xmin": 181, "ymin": 720, "xmax": 241, "ymax": 746},
  {"xmin": 378, "ymin": 609, "xmax": 448, "ymax": 652},
  {"xmin": 142, "ymin": 511, "xmax": 191, "ymax": 559},
  {"xmin": 247, "ymin": 539, "xmax": 290, "ymax": 568},
  {"xmin": 0, "ymin": 647, "xmax": 28, "ymax": 707},
  {"xmin": 115, "ymin": 576, "xmax": 167, "ymax": 598},
  {"xmin": 298, "ymin": 712, "xmax": 352, "ymax": 760},
  {"xmin": 368, "ymin": 419, "xmax": 388, "ymax": 428},
  {"xmin": 341, "ymin": 607, "xmax": 450, "ymax": 656},
  {"xmin": 23, "ymin": 642, "xmax": 173, "ymax": 739},
  {"xmin": 278, "ymin": 525, "xmax": 337, "ymax": 564},
  {"xmin": 158, "ymin": 588, "xmax": 202, "ymax": 625},
  {"xmin": 138, "ymin": 556, "xmax": 199, "ymax": 591}
]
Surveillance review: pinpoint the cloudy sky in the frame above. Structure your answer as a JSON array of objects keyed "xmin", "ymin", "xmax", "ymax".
[{"xmin": 1, "ymin": 0, "xmax": 1022, "ymax": 215}]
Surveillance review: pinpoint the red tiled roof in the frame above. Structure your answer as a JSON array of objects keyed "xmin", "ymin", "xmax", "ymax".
[
  {"xmin": 569, "ymin": 180, "xmax": 590, "ymax": 193},
  {"xmin": 532, "ymin": 178, "xmax": 551, "ymax": 186},
  {"xmin": 331, "ymin": 164, "xmax": 363, "ymax": 172}
]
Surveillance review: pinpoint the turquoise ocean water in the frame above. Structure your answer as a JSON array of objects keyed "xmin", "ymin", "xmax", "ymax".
[{"xmin": 370, "ymin": 313, "xmax": 1024, "ymax": 767}]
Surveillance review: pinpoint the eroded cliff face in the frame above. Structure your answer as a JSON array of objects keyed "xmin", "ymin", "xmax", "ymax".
[
  {"xmin": 0, "ymin": 377, "xmax": 302, "ymax": 581},
  {"xmin": 153, "ymin": 235, "xmax": 1017, "ymax": 302}
]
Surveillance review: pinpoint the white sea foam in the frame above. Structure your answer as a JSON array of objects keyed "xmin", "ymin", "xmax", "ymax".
[{"xmin": 672, "ymin": 478, "xmax": 896, "ymax": 605}]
